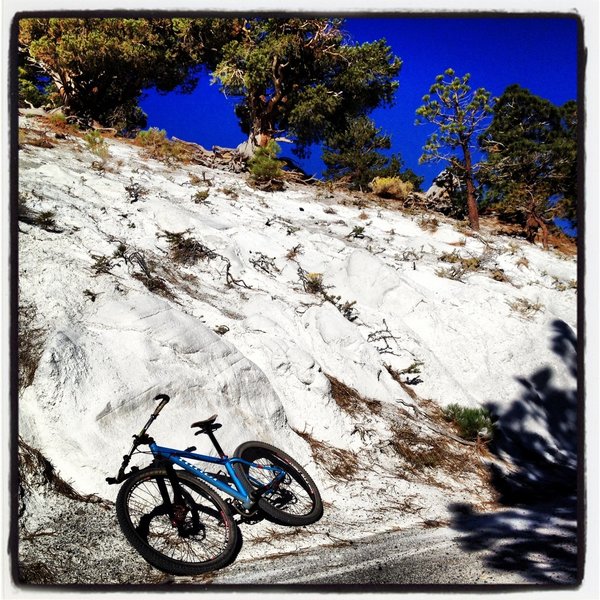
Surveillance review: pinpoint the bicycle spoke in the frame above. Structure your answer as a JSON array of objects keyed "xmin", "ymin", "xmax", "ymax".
[
  {"xmin": 246, "ymin": 457, "xmax": 314, "ymax": 516},
  {"xmin": 125, "ymin": 476, "xmax": 231, "ymax": 564}
]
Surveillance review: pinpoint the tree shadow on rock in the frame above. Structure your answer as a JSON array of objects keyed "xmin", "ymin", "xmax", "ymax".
[
  {"xmin": 449, "ymin": 319, "xmax": 580, "ymax": 584},
  {"xmin": 448, "ymin": 499, "xmax": 578, "ymax": 583},
  {"xmin": 485, "ymin": 318, "xmax": 577, "ymax": 504}
]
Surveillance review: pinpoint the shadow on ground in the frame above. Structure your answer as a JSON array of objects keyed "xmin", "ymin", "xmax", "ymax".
[{"xmin": 449, "ymin": 319, "xmax": 580, "ymax": 584}]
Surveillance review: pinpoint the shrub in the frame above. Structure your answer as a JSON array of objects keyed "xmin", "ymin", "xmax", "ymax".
[
  {"xmin": 508, "ymin": 297, "xmax": 544, "ymax": 319},
  {"xmin": 286, "ymin": 244, "xmax": 303, "ymax": 260},
  {"xmin": 135, "ymin": 128, "xmax": 188, "ymax": 163},
  {"xmin": 124, "ymin": 181, "xmax": 147, "ymax": 203},
  {"xmin": 443, "ymin": 403, "xmax": 495, "ymax": 441},
  {"xmin": 49, "ymin": 112, "xmax": 71, "ymax": 132},
  {"xmin": 91, "ymin": 254, "xmax": 114, "ymax": 276},
  {"xmin": 418, "ymin": 215, "xmax": 439, "ymax": 232},
  {"xmin": 193, "ymin": 189, "xmax": 210, "ymax": 204},
  {"xmin": 305, "ymin": 272, "xmax": 325, "ymax": 294},
  {"xmin": 439, "ymin": 250, "xmax": 482, "ymax": 271},
  {"xmin": 83, "ymin": 130, "xmax": 109, "ymax": 159},
  {"xmin": 248, "ymin": 140, "xmax": 284, "ymax": 188},
  {"xmin": 347, "ymin": 225, "xmax": 366, "ymax": 239},
  {"xmin": 36, "ymin": 211, "xmax": 58, "ymax": 231},
  {"xmin": 135, "ymin": 127, "xmax": 168, "ymax": 150},
  {"xmin": 370, "ymin": 176, "xmax": 414, "ymax": 200},
  {"xmin": 161, "ymin": 230, "xmax": 216, "ymax": 266}
]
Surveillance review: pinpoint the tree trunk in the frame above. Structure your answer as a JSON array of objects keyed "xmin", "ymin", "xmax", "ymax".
[
  {"xmin": 526, "ymin": 202, "xmax": 549, "ymax": 250},
  {"xmin": 250, "ymin": 106, "xmax": 274, "ymax": 148},
  {"xmin": 461, "ymin": 142, "xmax": 480, "ymax": 231}
]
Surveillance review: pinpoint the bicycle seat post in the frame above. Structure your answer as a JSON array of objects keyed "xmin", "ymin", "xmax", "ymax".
[{"xmin": 207, "ymin": 429, "xmax": 226, "ymax": 458}]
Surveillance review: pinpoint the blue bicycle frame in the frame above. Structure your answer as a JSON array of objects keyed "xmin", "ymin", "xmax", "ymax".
[{"xmin": 149, "ymin": 442, "xmax": 285, "ymax": 510}]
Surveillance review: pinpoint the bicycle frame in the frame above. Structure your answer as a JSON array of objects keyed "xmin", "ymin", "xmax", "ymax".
[{"xmin": 149, "ymin": 442, "xmax": 285, "ymax": 510}]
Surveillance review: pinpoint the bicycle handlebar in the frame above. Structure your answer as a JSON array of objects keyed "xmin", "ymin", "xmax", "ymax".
[{"xmin": 106, "ymin": 393, "xmax": 170, "ymax": 485}]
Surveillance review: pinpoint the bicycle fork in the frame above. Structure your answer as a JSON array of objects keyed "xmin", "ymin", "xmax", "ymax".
[{"xmin": 159, "ymin": 464, "xmax": 192, "ymax": 529}]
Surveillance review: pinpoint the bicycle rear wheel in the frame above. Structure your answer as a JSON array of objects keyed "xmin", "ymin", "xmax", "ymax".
[
  {"xmin": 233, "ymin": 441, "xmax": 323, "ymax": 526},
  {"xmin": 115, "ymin": 468, "xmax": 238, "ymax": 576}
]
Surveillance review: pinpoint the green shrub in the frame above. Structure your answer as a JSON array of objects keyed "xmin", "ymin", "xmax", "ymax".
[
  {"xmin": 135, "ymin": 128, "xmax": 188, "ymax": 163},
  {"xmin": 84, "ymin": 130, "xmax": 110, "ymax": 159},
  {"xmin": 248, "ymin": 140, "xmax": 284, "ymax": 186},
  {"xmin": 193, "ymin": 189, "xmax": 210, "ymax": 204},
  {"xmin": 443, "ymin": 403, "xmax": 494, "ymax": 441},
  {"xmin": 370, "ymin": 176, "xmax": 414, "ymax": 200}
]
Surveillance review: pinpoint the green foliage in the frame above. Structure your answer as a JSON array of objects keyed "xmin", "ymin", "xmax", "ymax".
[
  {"xmin": 248, "ymin": 140, "xmax": 284, "ymax": 185},
  {"xmin": 416, "ymin": 69, "xmax": 493, "ymax": 230},
  {"xmin": 479, "ymin": 84, "xmax": 578, "ymax": 235},
  {"xmin": 84, "ymin": 130, "xmax": 109, "ymax": 159},
  {"xmin": 321, "ymin": 116, "xmax": 413, "ymax": 190},
  {"xmin": 443, "ymin": 403, "xmax": 495, "ymax": 441},
  {"xmin": 416, "ymin": 69, "xmax": 493, "ymax": 160},
  {"xmin": 135, "ymin": 128, "xmax": 188, "ymax": 162},
  {"xmin": 347, "ymin": 225, "xmax": 366, "ymax": 239},
  {"xmin": 18, "ymin": 60, "xmax": 51, "ymax": 108},
  {"xmin": 18, "ymin": 18, "xmax": 221, "ymax": 130},
  {"xmin": 212, "ymin": 18, "xmax": 401, "ymax": 157},
  {"xmin": 193, "ymin": 189, "xmax": 210, "ymax": 204}
]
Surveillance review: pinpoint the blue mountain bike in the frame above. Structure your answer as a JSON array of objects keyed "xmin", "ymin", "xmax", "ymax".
[{"xmin": 107, "ymin": 394, "xmax": 323, "ymax": 575}]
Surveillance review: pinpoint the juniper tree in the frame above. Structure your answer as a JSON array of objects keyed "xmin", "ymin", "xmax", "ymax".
[
  {"xmin": 416, "ymin": 69, "xmax": 493, "ymax": 231},
  {"xmin": 478, "ymin": 84, "xmax": 578, "ymax": 247},
  {"xmin": 18, "ymin": 17, "xmax": 227, "ymax": 129},
  {"xmin": 211, "ymin": 18, "xmax": 401, "ymax": 156}
]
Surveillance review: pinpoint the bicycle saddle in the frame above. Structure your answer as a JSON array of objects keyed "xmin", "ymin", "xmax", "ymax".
[{"xmin": 191, "ymin": 414, "xmax": 222, "ymax": 433}]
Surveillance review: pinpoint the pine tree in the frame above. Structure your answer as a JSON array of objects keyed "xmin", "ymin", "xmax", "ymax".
[
  {"xmin": 479, "ymin": 84, "xmax": 578, "ymax": 247},
  {"xmin": 416, "ymin": 69, "xmax": 493, "ymax": 231},
  {"xmin": 322, "ymin": 116, "xmax": 421, "ymax": 191}
]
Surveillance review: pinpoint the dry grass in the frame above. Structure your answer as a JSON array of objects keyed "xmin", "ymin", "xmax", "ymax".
[
  {"xmin": 286, "ymin": 244, "xmax": 303, "ymax": 261},
  {"xmin": 19, "ymin": 438, "xmax": 107, "ymax": 505},
  {"xmin": 247, "ymin": 526, "xmax": 311, "ymax": 547},
  {"xmin": 507, "ymin": 297, "xmax": 544, "ymax": 319},
  {"xmin": 293, "ymin": 429, "xmax": 360, "ymax": 481},
  {"xmin": 132, "ymin": 272, "xmax": 174, "ymax": 300},
  {"xmin": 18, "ymin": 561, "xmax": 57, "ymax": 584},
  {"xmin": 135, "ymin": 128, "xmax": 192, "ymax": 163},
  {"xmin": 18, "ymin": 302, "xmax": 45, "ymax": 390},
  {"xmin": 161, "ymin": 230, "xmax": 217, "ymax": 266},
  {"xmin": 417, "ymin": 214, "xmax": 440, "ymax": 233},
  {"xmin": 388, "ymin": 421, "xmax": 447, "ymax": 472},
  {"xmin": 325, "ymin": 374, "xmax": 382, "ymax": 416},
  {"xmin": 369, "ymin": 176, "xmax": 414, "ymax": 200}
]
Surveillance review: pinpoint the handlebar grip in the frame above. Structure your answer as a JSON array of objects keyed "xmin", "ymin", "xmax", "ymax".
[{"xmin": 153, "ymin": 394, "xmax": 170, "ymax": 414}]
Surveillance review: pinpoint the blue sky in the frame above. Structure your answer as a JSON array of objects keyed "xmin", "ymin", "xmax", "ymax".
[{"xmin": 139, "ymin": 16, "xmax": 579, "ymax": 189}]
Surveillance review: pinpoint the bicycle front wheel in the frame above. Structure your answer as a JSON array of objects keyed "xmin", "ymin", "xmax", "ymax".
[
  {"xmin": 115, "ymin": 468, "xmax": 238, "ymax": 576},
  {"xmin": 233, "ymin": 441, "xmax": 323, "ymax": 526}
]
